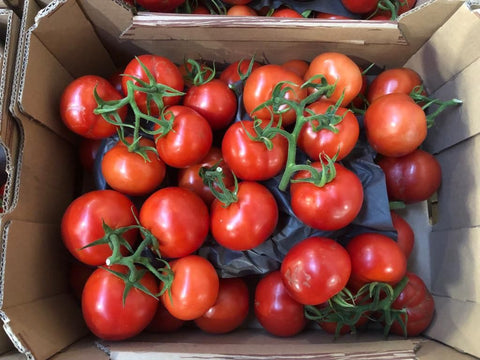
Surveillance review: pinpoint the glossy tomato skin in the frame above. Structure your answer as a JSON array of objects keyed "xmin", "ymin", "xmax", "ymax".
[
  {"xmin": 390, "ymin": 272, "xmax": 435, "ymax": 336},
  {"xmin": 341, "ymin": 0, "xmax": 378, "ymax": 13},
  {"xmin": 101, "ymin": 137, "xmax": 166, "ymax": 196},
  {"xmin": 364, "ymin": 93, "xmax": 427, "ymax": 157},
  {"xmin": 271, "ymin": 8, "xmax": 303, "ymax": 17},
  {"xmin": 290, "ymin": 162, "xmax": 364, "ymax": 231},
  {"xmin": 183, "ymin": 79, "xmax": 238, "ymax": 130},
  {"xmin": 390, "ymin": 211, "xmax": 415, "ymax": 259},
  {"xmin": 346, "ymin": 233, "xmax": 407, "ymax": 291},
  {"xmin": 211, "ymin": 181, "xmax": 278, "ymax": 251},
  {"xmin": 298, "ymin": 100, "xmax": 360, "ymax": 161},
  {"xmin": 154, "ymin": 105, "xmax": 213, "ymax": 168},
  {"xmin": 222, "ymin": 120, "xmax": 288, "ymax": 181},
  {"xmin": 61, "ymin": 190, "xmax": 139, "ymax": 266},
  {"xmin": 162, "ymin": 255, "xmax": 219, "ymax": 321},
  {"xmin": 146, "ymin": 301, "xmax": 185, "ymax": 333},
  {"xmin": 281, "ymin": 59, "xmax": 309, "ymax": 78},
  {"xmin": 220, "ymin": 59, "xmax": 262, "ymax": 86},
  {"xmin": 304, "ymin": 53, "xmax": 363, "ymax": 107},
  {"xmin": 82, "ymin": 265, "xmax": 158, "ymax": 341},
  {"xmin": 315, "ymin": 12, "xmax": 352, "ymax": 19},
  {"xmin": 243, "ymin": 64, "xmax": 307, "ymax": 126},
  {"xmin": 378, "ymin": 149, "xmax": 442, "ymax": 203},
  {"xmin": 254, "ymin": 271, "xmax": 307, "ymax": 337},
  {"xmin": 194, "ymin": 277, "xmax": 250, "ymax": 334},
  {"xmin": 177, "ymin": 147, "xmax": 235, "ymax": 206},
  {"xmin": 367, "ymin": 68, "xmax": 422, "ymax": 104},
  {"xmin": 122, "ymin": 55, "xmax": 184, "ymax": 116},
  {"xmin": 226, "ymin": 5, "xmax": 258, "ymax": 16},
  {"xmin": 139, "ymin": 187, "xmax": 209, "ymax": 258},
  {"xmin": 281, "ymin": 236, "xmax": 351, "ymax": 305},
  {"xmin": 60, "ymin": 75, "xmax": 126, "ymax": 139}
]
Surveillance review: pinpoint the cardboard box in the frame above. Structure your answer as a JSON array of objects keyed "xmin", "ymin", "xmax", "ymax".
[{"xmin": 1, "ymin": 0, "xmax": 479, "ymax": 358}]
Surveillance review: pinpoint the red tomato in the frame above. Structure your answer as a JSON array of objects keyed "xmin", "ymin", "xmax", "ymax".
[
  {"xmin": 254, "ymin": 271, "xmax": 307, "ymax": 337},
  {"xmin": 341, "ymin": 0, "xmax": 379, "ymax": 14},
  {"xmin": 390, "ymin": 211, "xmax": 415, "ymax": 259},
  {"xmin": 78, "ymin": 138, "xmax": 102, "ymax": 172},
  {"xmin": 136, "ymin": 0, "xmax": 185, "ymax": 12},
  {"xmin": 162, "ymin": 255, "xmax": 219, "ymax": 321},
  {"xmin": 290, "ymin": 162, "xmax": 364, "ymax": 231},
  {"xmin": 304, "ymin": 52, "xmax": 363, "ymax": 107},
  {"xmin": 68, "ymin": 260, "xmax": 95, "ymax": 301},
  {"xmin": 364, "ymin": 93, "xmax": 427, "ymax": 157},
  {"xmin": 389, "ymin": 272, "xmax": 435, "ymax": 336},
  {"xmin": 108, "ymin": 70, "xmax": 124, "ymax": 96},
  {"xmin": 82, "ymin": 265, "xmax": 158, "ymax": 340},
  {"xmin": 194, "ymin": 278, "xmax": 250, "ymax": 334},
  {"xmin": 226, "ymin": 5, "xmax": 258, "ymax": 15},
  {"xmin": 139, "ymin": 187, "xmax": 209, "ymax": 258},
  {"xmin": 183, "ymin": 79, "xmax": 237, "ymax": 130},
  {"xmin": 60, "ymin": 75, "xmax": 126, "ymax": 139},
  {"xmin": 281, "ymin": 236, "xmax": 351, "ymax": 305},
  {"xmin": 271, "ymin": 8, "xmax": 303, "ymax": 18},
  {"xmin": 154, "ymin": 105, "xmax": 213, "ymax": 168},
  {"xmin": 177, "ymin": 61, "xmax": 213, "ymax": 89},
  {"xmin": 177, "ymin": 147, "xmax": 235, "ymax": 206},
  {"xmin": 346, "ymin": 233, "xmax": 407, "ymax": 291},
  {"xmin": 243, "ymin": 64, "xmax": 307, "ymax": 126},
  {"xmin": 281, "ymin": 59, "xmax": 309, "ymax": 78},
  {"xmin": 122, "ymin": 55, "xmax": 184, "ymax": 116},
  {"xmin": 367, "ymin": 68, "xmax": 423, "ymax": 104},
  {"xmin": 378, "ymin": 149, "xmax": 442, "ymax": 203},
  {"xmin": 211, "ymin": 181, "xmax": 278, "ymax": 251},
  {"xmin": 61, "ymin": 190, "xmax": 139, "ymax": 266},
  {"xmin": 221, "ymin": 120, "xmax": 288, "ymax": 181},
  {"xmin": 220, "ymin": 59, "xmax": 262, "ymax": 86},
  {"xmin": 146, "ymin": 301, "xmax": 185, "ymax": 333},
  {"xmin": 315, "ymin": 12, "xmax": 352, "ymax": 19},
  {"xmin": 101, "ymin": 137, "xmax": 166, "ymax": 196},
  {"xmin": 298, "ymin": 100, "xmax": 359, "ymax": 161}
]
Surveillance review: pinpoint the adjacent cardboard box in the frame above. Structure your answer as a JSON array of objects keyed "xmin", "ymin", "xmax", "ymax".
[{"xmin": 1, "ymin": 0, "xmax": 479, "ymax": 359}]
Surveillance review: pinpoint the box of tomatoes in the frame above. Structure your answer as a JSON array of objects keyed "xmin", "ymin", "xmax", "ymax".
[{"xmin": 0, "ymin": 0, "xmax": 479, "ymax": 359}]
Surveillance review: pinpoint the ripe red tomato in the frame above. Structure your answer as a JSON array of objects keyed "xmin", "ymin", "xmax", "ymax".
[
  {"xmin": 254, "ymin": 271, "xmax": 307, "ymax": 337},
  {"xmin": 378, "ymin": 149, "xmax": 442, "ymax": 203},
  {"xmin": 194, "ymin": 277, "xmax": 250, "ymax": 334},
  {"xmin": 146, "ymin": 301, "xmax": 185, "ymax": 333},
  {"xmin": 177, "ymin": 147, "xmax": 235, "ymax": 206},
  {"xmin": 290, "ymin": 162, "xmax": 364, "ymax": 231},
  {"xmin": 243, "ymin": 64, "xmax": 307, "ymax": 126},
  {"xmin": 389, "ymin": 272, "xmax": 435, "ymax": 336},
  {"xmin": 304, "ymin": 52, "xmax": 363, "ymax": 107},
  {"xmin": 178, "ymin": 61, "xmax": 213, "ymax": 89},
  {"xmin": 298, "ymin": 100, "xmax": 360, "ymax": 161},
  {"xmin": 364, "ymin": 93, "xmax": 427, "ymax": 157},
  {"xmin": 226, "ymin": 5, "xmax": 258, "ymax": 16},
  {"xmin": 341, "ymin": 0, "xmax": 379, "ymax": 14},
  {"xmin": 367, "ymin": 68, "xmax": 423, "ymax": 104},
  {"xmin": 281, "ymin": 236, "xmax": 351, "ymax": 305},
  {"xmin": 221, "ymin": 120, "xmax": 288, "ymax": 181},
  {"xmin": 271, "ymin": 8, "xmax": 303, "ymax": 18},
  {"xmin": 211, "ymin": 181, "xmax": 278, "ymax": 251},
  {"xmin": 390, "ymin": 211, "xmax": 415, "ymax": 259},
  {"xmin": 136, "ymin": 0, "xmax": 186, "ymax": 13},
  {"xmin": 183, "ymin": 79, "xmax": 237, "ymax": 130},
  {"xmin": 154, "ymin": 105, "xmax": 213, "ymax": 168},
  {"xmin": 82, "ymin": 265, "xmax": 158, "ymax": 340},
  {"xmin": 346, "ymin": 233, "xmax": 407, "ymax": 291},
  {"xmin": 220, "ymin": 59, "xmax": 262, "ymax": 86},
  {"xmin": 139, "ymin": 187, "xmax": 209, "ymax": 258},
  {"xmin": 122, "ymin": 55, "xmax": 184, "ymax": 116},
  {"xmin": 61, "ymin": 190, "xmax": 139, "ymax": 266},
  {"xmin": 161, "ymin": 255, "xmax": 219, "ymax": 321},
  {"xmin": 68, "ymin": 260, "xmax": 95, "ymax": 301},
  {"xmin": 60, "ymin": 75, "xmax": 127, "ymax": 139},
  {"xmin": 315, "ymin": 12, "xmax": 352, "ymax": 19},
  {"xmin": 101, "ymin": 137, "xmax": 166, "ymax": 196},
  {"xmin": 281, "ymin": 59, "xmax": 309, "ymax": 78},
  {"xmin": 78, "ymin": 138, "xmax": 102, "ymax": 172}
]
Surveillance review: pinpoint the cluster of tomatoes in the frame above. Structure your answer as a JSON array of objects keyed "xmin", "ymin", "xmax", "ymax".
[
  {"xmin": 126, "ymin": 0, "xmax": 415, "ymax": 20},
  {"xmin": 60, "ymin": 50, "xmax": 455, "ymax": 342}
]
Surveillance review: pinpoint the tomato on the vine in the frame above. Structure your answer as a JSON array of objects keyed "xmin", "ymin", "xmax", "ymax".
[
  {"xmin": 194, "ymin": 277, "xmax": 250, "ymax": 334},
  {"xmin": 82, "ymin": 265, "xmax": 158, "ymax": 341},
  {"xmin": 290, "ymin": 162, "xmax": 364, "ymax": 231},
  {"xmin": 281, "ymin": 236, "xmax": 351, "ymax": 305},
  {"xmin": 341, "ymin": 0, "xmax": 379, "ymax": 14},
  {"xmin": 281, "ymin": 59, "xmax": 309, "ymax": 78},
  {"xmin": 161, "ymin": 255, "xmax": 219, "ymax": 321},
  {"xmin": 220, "ymin": 59, "xmax": 262, "ymax": 86},
  {"xmin": 221, "ymin": 120, "xmax": 288, "ymax": 181},
  {"xmin": 60, "ymin": 75, "xmax": 127, "ymax": 139},
  {"xmin": 367, "ymin": 67, "xmax": 423, "ymax": 104},
  {"xmin": 254, "ymin": 271, "xmax": 307, "ymax": 337},
  {"xmin": 154, "ymin": 105, "xmax": 213, "ymax": 168},
  {"xmin": 139, "ymin": 187, "xmax": 209, "ymax": 259},
  {"xmin": 378, "ymin": 149, "xmax": 442, "ymax": 203},
  {"xmin": 146, "ymin": 301, "xmax": 185, "ymax": 333},
  {"xmin": 101, "ymin": 137, "xmax": 166, "ymax": 196},
  {"xmin": 390, "ymin": 211, "xmax": 415, "ymax": 259},
  {"xmin": 61, "ymin": 190, "xmax": 139, "ymax": 266}
]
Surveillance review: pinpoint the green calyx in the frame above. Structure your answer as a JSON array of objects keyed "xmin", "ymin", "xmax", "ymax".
[{"xmin": 199, "ymin": 163, "xmax": 239, "ymax": 207}]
